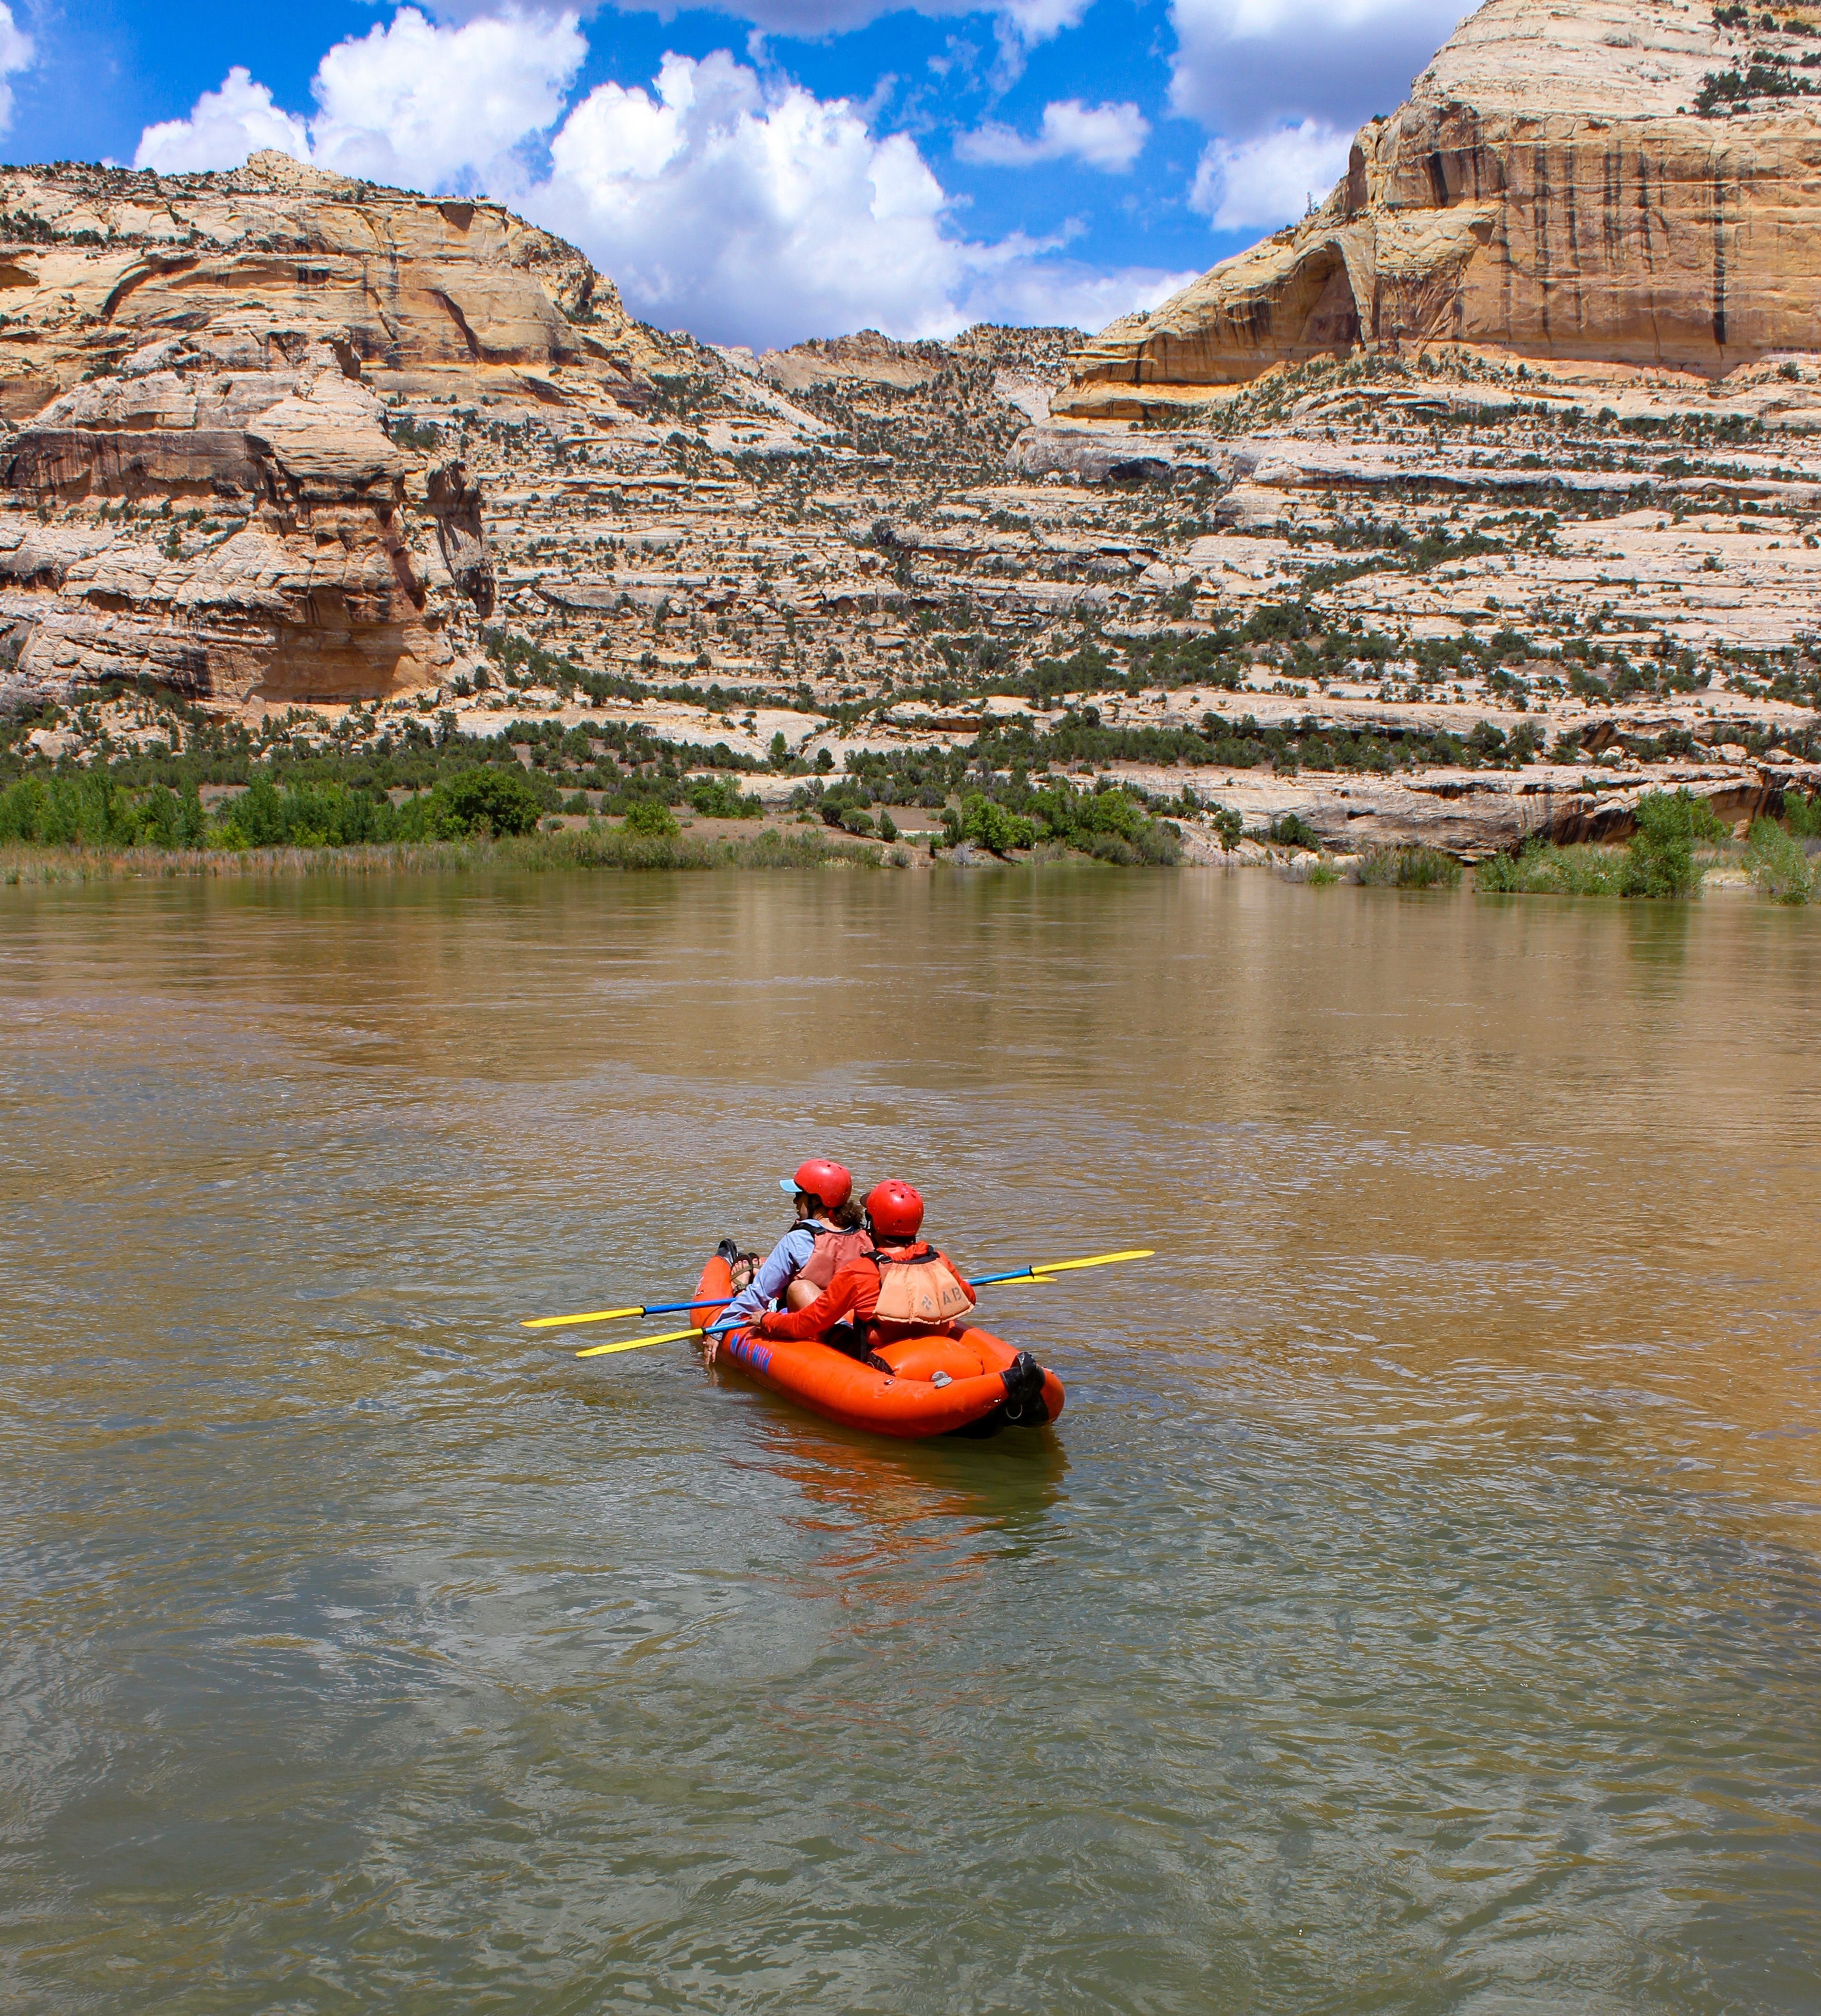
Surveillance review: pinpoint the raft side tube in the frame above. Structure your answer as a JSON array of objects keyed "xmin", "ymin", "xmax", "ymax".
[{"xmin": 686, "ymin": 1259, "xmax": 1064, "ymax": 1439}]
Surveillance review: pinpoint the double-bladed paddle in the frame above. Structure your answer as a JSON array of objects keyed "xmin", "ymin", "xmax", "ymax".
[{"xmin": 535, "ymin": 1247, "xmax": 1154, "ymax": 1358}]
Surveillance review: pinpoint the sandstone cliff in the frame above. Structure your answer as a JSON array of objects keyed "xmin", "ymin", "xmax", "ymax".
[
  {"xmin": 1057, "ymin": 0, "xmax": 1821, "ymax": 419},
  {"xmin": 0, "ymin": 149, "xmax": 660, "ymax": 424},
  {"xmin": 0, "ymin": 151, "xmax": 664, "ymax": 712}
]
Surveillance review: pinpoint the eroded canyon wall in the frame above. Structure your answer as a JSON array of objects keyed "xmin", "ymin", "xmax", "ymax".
[
  {"xmin": 1058, "ymin": 0, "xmax": 1821, "ymax": 418},
  {"xmin": 0, "ymin": 150, "xmax": 662, "ymax": 711}
]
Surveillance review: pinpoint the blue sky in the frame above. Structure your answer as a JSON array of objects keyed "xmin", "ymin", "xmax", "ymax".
[{"xmin": 0, "ymin": 0, "xmax": 1469, "ymax": 347}]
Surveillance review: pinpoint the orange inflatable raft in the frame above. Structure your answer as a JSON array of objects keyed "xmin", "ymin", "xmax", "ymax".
[{"xmin": 688, "ymin": 1253, "xmax": 1064, "ymax": 1439}]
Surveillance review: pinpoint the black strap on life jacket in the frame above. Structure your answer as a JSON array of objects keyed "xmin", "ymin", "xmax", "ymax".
[{"xmin": 876, "ymin": 1243, "xmax": 942, "ymax": 1269}]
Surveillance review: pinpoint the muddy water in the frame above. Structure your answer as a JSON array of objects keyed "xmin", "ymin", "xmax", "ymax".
[{"xmin": 2, "ymin": 869, "xmax": 1818, "ymax": 2012}]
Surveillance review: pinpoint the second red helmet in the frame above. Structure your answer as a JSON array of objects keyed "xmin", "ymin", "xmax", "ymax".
[
  {"xmin": 864, "ymin": 1178, "xmax": 924, "ymax": 1239},
  {"xmin": 781, "ymin": 1158, "xmax": 852, "ymax": 1209}
]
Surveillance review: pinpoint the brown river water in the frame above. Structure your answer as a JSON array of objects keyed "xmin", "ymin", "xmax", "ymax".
[{"xmin": 2, "ymin": 867, "xmax": 1818, "ymax": 2012}]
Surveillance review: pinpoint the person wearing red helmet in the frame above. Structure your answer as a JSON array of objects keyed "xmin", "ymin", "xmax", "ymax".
[
  {"xmin": 704, "ymin": 1158, "xmax": 870, "ymax": 1362},
  {"xmin": 752, "ymin": 1178, "xmax": 975, "ymax": 1357},
  {"xmin": 860, "ymin": 1180, "xmax": 975, "ymax": 1340}
]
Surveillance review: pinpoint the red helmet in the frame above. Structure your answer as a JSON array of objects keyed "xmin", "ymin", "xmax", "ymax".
[
  {"xmin": 781, "ymin": 1158, "xmax": 852, "ymax": 1210},
  {"xmin": 864, "ymin": 1178, "xmax": 923, "ymax": 1240}
]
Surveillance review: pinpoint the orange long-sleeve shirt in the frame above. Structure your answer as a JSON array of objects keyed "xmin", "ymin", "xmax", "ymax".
[
  {"xmin": 753, "ymin": 1254, "xmax": 880, "ymax": 1340},
  {"xmin": 753, "ymin": 1244, "xmax": 975, "ymax": 1343}
]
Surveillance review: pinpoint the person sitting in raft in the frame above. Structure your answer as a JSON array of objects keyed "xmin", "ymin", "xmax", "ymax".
[
  {"xmin": 751, "ymin": 1179, "xmax": 975, "ymax": 1360},
  {"xmin": 705, "ymin": 1158, "xmax": 872, "ymax": 1363}
]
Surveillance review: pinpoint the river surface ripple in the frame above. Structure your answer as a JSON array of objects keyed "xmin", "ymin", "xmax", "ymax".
[{"xmin": 2, "ymin": 869, "xmax": 1818, "ymax": 2012}]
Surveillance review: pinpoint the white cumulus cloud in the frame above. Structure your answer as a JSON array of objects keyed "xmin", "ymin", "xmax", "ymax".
[
  {"xmin": 136, "ymin": 67, "xmax": 311, "ymax": 173},
  {"xmin": 1169, "ymin": 0, "xmax": 1467, "ymax": 137},
  {"xmin": 991, "ymin": 0, "xmax": 1093, "ymax": 52},
  {"xmin": 534, "ymin": 52, "xmax": 956, "ymax": 345},
  {"xmin": 307, "ymin": 7, "xmax": 586, "ymax": 190},
  {"xmin": 0, "ymin": 3, "xmax": 37, "ymax": 136},
  {"xmin": 952, "ymin": 258, "xmax": 1199, "ymax": 334},
  {"xmin": 534, "ymin": 52, "xmax": 1173, "ymax": 346},
  {"xmin": 1189, "ymin": 117, "xmax": 1353, "ymax": 231},
  {"xmin": 128, "ymin": 14, "xmax": 1184, "ymax": 349},
  {"xmin": 135, "ymin": 7, "xmax": 585, "ymax": 194},
  {"xmin": 956, "ymin": 99, "xmax": 1149, "ymax": 172}
]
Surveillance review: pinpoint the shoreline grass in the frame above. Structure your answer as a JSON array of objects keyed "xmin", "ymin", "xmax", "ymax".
[{"xmin": 1, "ymin": 825, "xmax": 891, "ymax": 886}]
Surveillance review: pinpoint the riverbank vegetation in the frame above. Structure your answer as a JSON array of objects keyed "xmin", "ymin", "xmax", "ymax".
[
  {"xmin": 0, "ymin": 685, "xmax": 1185, "ymax": 869},
  {"xmin": 1, "ymin": 824, "xmax": 886, "ymax": 886},
  {"xmin": 1476, "ymin": 790, "xmax": 1723, "ymax": 898},
  {"xmin": 1743, "ymin": 803, "xmax": 1819, "ymax": 904},
  {"xmin": 3, "ymin": 686, "xmax": 1813, "ymax": 896},
  {"xmin": 1264, "ymin": 791, "xmax": 1817, "ymax": 905},
  {"xmin": 1357, "ymin": 845, "xmax": 1463, "ymax": 889}
]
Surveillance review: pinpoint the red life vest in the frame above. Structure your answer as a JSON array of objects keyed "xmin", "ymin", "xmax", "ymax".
[
  {"xmin": 872, "ymin": 1241, "xmax": 973, "ymax": 1327},
  {"xmin": 798, "ymin": 1222, "xmax": 875, "ymax": 1291}
]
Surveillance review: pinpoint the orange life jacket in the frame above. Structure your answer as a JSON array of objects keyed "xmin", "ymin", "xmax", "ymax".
[
  {"xmin": 798, "ymin": 1222, "xmax": 874, "ymax": 1291},
  {"xmin": 872, "ymin": 1241, "xmax": 974, "ymax": 1327}
]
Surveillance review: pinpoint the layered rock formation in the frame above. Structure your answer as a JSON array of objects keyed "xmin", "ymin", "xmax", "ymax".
[
  {"xmin": 0, "ymin": 151, "xmax": 663, "ymax": 711},
  {"xmin": 3, "ymin": 347, "xmax": 487, "ymax": 707},
  {"xmin": 0, "ymin": 149, "xmax": 660, "ymax": 420},
  {"xmin": 1057, "ymin": 0, "xmax": 1821, "ymax": 419},
  {"xmin": 1, "ymin": 125, "xmax": 1815, "ymax": 861}
]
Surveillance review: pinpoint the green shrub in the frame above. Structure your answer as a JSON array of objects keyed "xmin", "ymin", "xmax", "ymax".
[
  {"xmin": 622, "ymin": 797, "xmax": 680, "ymax": 838},
  {"xmin": 1620, "ymin": 789, "xmax": 1719, "ymax": 897},
  {"xmin": 389, "ymin": 415, "xmax": 442, "ymax": 452},
  {"xmin": 1476, "ymin": 842, "xmax": 1622, "ymax": 895},
  {"xmin": 1080, "ymin": 824, "xmax": 1183, "ymax": 865},
  {"xmin": 1267, "ymin": 812, "xmax": 1320, "ymax": 850},
  {"xmin": 877, "ymin": 810, "xmax": 898, "ymax": 843},
  {"xmin": 390, "ymin": 791, "xmax": 466, "ymax": 843},
  {"xmin": 1474, "ymin": 849, "xmax": 1525, "ymax": 894},
  {"xmin": 1475, "ymin": 818, "xmax": 1719, "ymax": 898},
  {"xmin": 1782, "ymin": 788, "xmax": 1821, "ymax": 839},
  {"xmin": 440, "ymin": 765, "xmax": 544, "ymax": 837},
  {"xmin": 951, "ymin": 792, "xmax": 1037, "ymax": 853},
  {"xmin": 1211, "ymin": 806, "xmax": 1242, "ymax": 852},
  {"xmin": 1744, "ymin": 817, "xmax": 1816, "ymax": 903},
  {"xmin": 0, "ymin": 773, "xmax": 209, "ymax": 848},
  {"xmin": 1357, "ymin": 845, "xmax": 1461, "ymax": 888},
  {"xmin": 1006, "ymin": 781, "xmax": 1181, "ymax": 863},
  {"xmin": 687, "ymin": 777, "xmax": 763, "ymax": 819}
]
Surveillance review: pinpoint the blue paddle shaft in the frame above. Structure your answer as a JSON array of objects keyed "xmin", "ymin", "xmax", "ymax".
[{"xmin": 637, "ymin": 1265, "xmax": 1040, "ymax": 1336}]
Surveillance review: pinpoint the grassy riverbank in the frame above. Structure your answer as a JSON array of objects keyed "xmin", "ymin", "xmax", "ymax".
[
  {"xmin": 1470, "ymin": 796, "xmax": 1819, "ymax": 904},
  {"xmin": 0, "ymin": 825, "xmax": 890, "ymax": 886},
  {"xmin": 7, "ymin": 785, "xmax": 1816, "ymax": 900}
]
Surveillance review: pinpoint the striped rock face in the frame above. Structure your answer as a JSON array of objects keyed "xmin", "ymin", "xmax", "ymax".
[
  {"xmin": 0, "ymin": 149, "xmax": 669, "ymax": 711},
  {"xmin": 1055, "ymin": 0, "xmax": 1821, "ymax": 420}
]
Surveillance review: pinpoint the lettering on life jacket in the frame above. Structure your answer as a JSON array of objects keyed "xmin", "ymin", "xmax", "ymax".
[{"xmin": 873, "ymin": 1244, "xmax": 974, "ymax": 1326}]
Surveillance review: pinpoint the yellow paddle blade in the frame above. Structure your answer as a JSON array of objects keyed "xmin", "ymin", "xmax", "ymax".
[
  {"xmin": 575, "ymin": 1326, "xmax": 702, "ymax": 1359},
  {"xmin": 1029, "ymin": 1247, "xmax": 1155, "ymax": 1276},
  {"xmin": 523, "ymin": 1303, "xmax": 652, "ymax": 1330}
]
